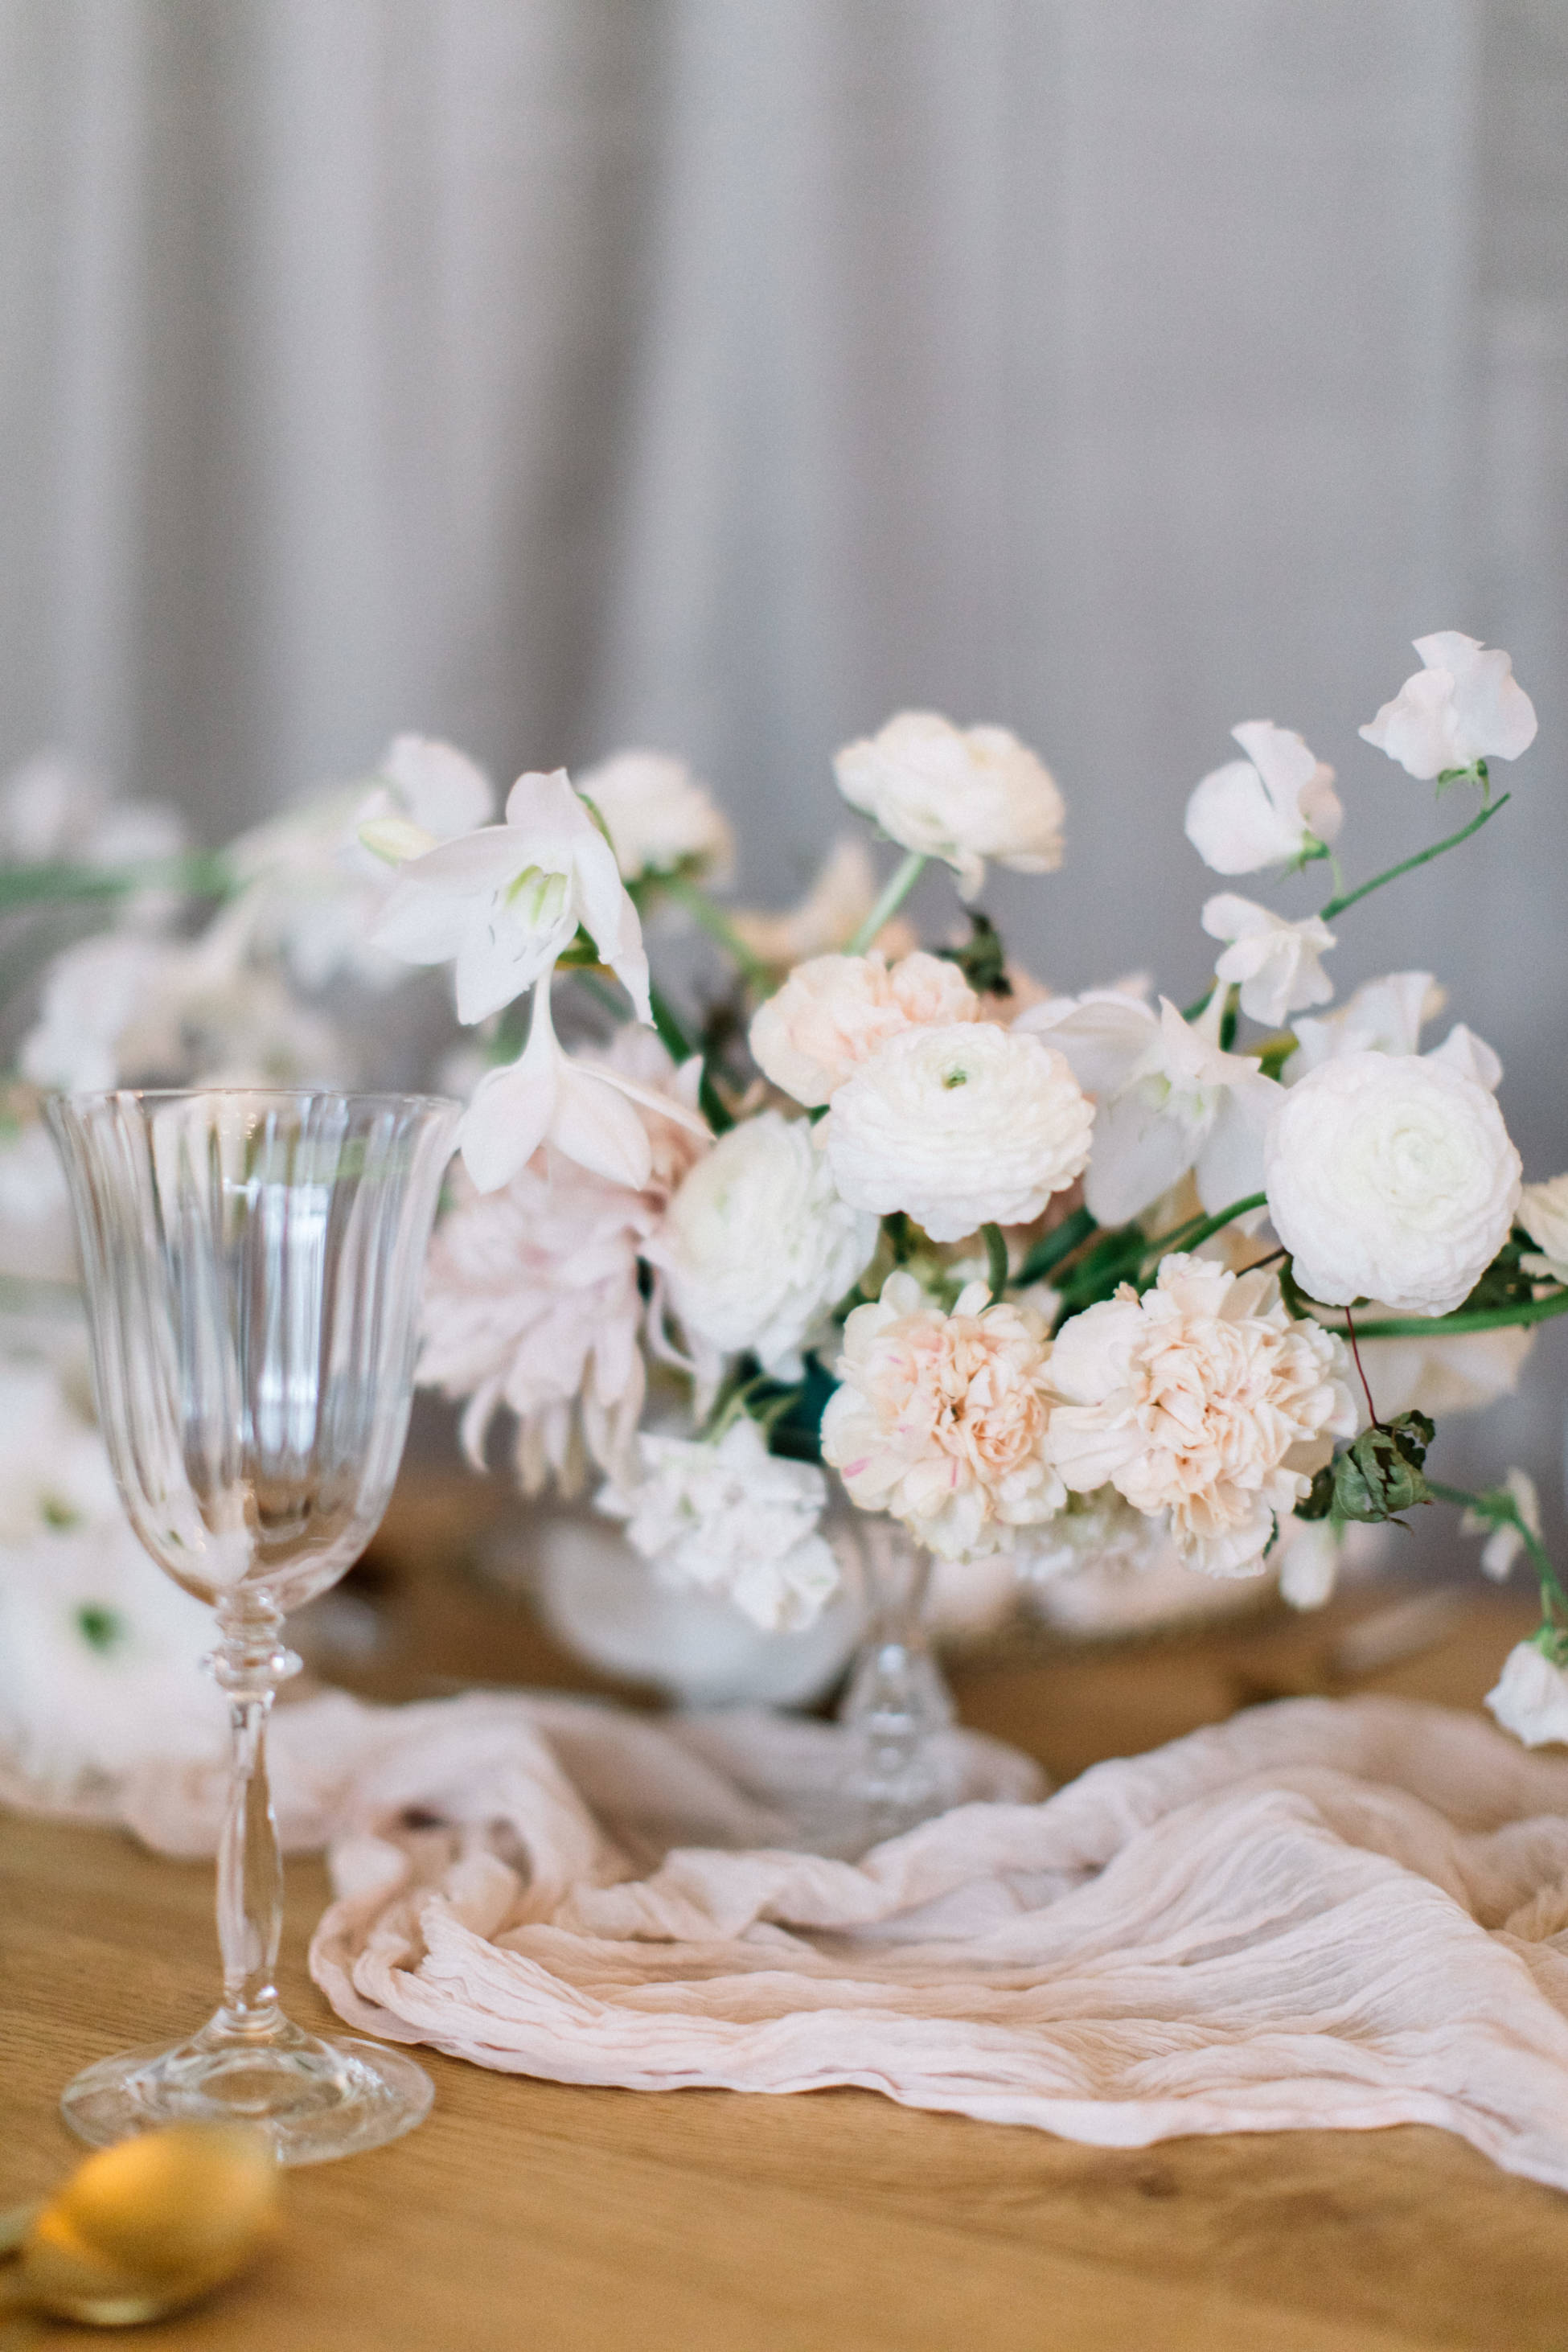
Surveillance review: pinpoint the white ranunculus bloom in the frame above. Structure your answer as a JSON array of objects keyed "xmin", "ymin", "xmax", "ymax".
[
  {"xmin": 821, "ymin": 1022, "xmax": 1093, "ymax": 1244},
  {"xmin": 1183, "ymin": 721, "xmax": 1342, "ymax": 876},
  {"xmin": 749, "ymin": 950, "xmax": 977, "ymax": 1109},
  {"xmin": 1266, "ymin": 1051, "xmax": 1521, "ymax": 1315},
  {"xmin": 833, "ymin": 711, "xmax": 1064, "ymax": 900},
  {"xmin": 597, "ymin": 1416, "xmax": 841, "ymax": 1632},
  {"xmin": 373, "ymin": 768, "xmax": 650, "ymax": 1025},
  {"xmin": 1018, "ymin": 991, "xmax": 1279, "ymax": 1228},
  {"xmin": 1518, "ymin": 1173, "xmax": 1568, "ymax": 1284},
  {"xmin": 653, "ymin": 1110, "xmax": 878, "ymax": 1376},
  {"xmin": 1486, "ymin": 1641, "xmax": 1568, "ymax": 1748},
  {"xmin": 1050, "ymin": 1255, "xmax": 1356, "ymax": 1578},
  {"xmin": 1201, "ymin": 896, "xmax": 1336, "ymax": 1028},
  {"xmin": 1461, "ymin": 1468, "xmax": 1541, "ymax": 1582},
  {"xmin": 576, "ymin": 749, "xmax": 733, "ymax": 884},
  {"xmin": 1359, "ymin": 632, "xmax": 1537, "ymax": 780}
]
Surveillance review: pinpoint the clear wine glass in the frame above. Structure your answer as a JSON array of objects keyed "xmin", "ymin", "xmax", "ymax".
[{"xmin": 45, "ymin": 1087, "xmax": 458, "ymax": 2165}]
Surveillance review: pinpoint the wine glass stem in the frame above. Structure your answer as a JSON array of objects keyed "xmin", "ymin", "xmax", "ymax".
[{"xmin": 211, "ymin": 1603, "xmax": 290, "ymax": 2038}]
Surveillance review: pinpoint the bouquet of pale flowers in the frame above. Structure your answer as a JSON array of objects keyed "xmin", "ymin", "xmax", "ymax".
[{"xmin": 354, "ymin": 632, "xmax": 1568, "ymax": 1750}]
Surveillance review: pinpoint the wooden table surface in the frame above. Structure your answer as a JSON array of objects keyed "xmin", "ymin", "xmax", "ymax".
[{"xmin": 6, "ymin": 1480, "xmax": 1568, "ymax": 2352}]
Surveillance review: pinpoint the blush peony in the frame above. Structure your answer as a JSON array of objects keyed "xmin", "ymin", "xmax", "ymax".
[
  {"xmin": 1049, "ymin": 1254, "xmax": 1356, "ymax": 1578},
  {"xmin": 822, "ymin": 1021, "xmax": 1094, "ymax": 1244},
  {"xmin": 1266, "ymin": 1051, "xmax": 1521, "ymax": 1315},
  {"xmin": 832, "ymin": 711, "xmax": 1064, "ymax": 900},
  {"xmin": 820, "ymin": 1270, "xmax": 1063, "ymax": 1559},
  {"xmin": 749, "ymin": 949, "xmax": 978, "ymax": 1108}
]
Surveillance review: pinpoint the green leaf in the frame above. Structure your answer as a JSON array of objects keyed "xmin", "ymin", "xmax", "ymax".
[
  {"xmin": 934, "ymin": 910, "xmax": 1011, "ymax": 997},
  {"xmin": 1329, "ymin": 1410, "xmax": 1435, "ymax": 1525}
]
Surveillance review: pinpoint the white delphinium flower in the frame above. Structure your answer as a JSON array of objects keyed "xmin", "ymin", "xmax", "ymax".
[
  {"xmin": 1184, "ymin": 722, "xmax": 1342, "ymax": 876},
  {"xmin": 1360, "ymin": 633, "xmax": 1537, "ymax": 780},
  {"xmin": 224, "ymin": 735, "xmax": 495, "ymax": 990},
  {"xmin": 1461, "ymin": 1469, "xmax": 1541, "ymax": 1582},
  {"xmin": 749, "ymin": 950, "xmax": 978, "ymax": 1109},
  {"xmin": 833, "ymin": 711, "xmax": 1065, "ymax": 900},
  {"xmin": 373, "ymin": 767, "xmax": 651, "ymax": 1024},
  {"xmin": 1517, "ymin": 1174, "xmax": 1568, "ymax": 1284},
  {"xmin": 652, "ymin": 1110, "xmax": 877, "ymax": 1379},
  {"xmin": 729, "ymin": 839, "xmax": 918, "ymax": 968},
  {"xmin": 597, "ymin": 1416, "xmax": 841, "ymax": 1632},
  {"xmin": 456, "ymin": 982, "xmax": 708, "ymax": 1195},
  {"xmin": 1201, "ymin": 897, "xmax": 1336, "ymax": 1028},
  {"xmin": 576, "ymin": 749, "xmax": 733, "ymax": 884},
  {"xmin": 0, "ymin": 1513, "xmax": 222, "ymax": 1792},
  {"xmin": 821, "ymin": 1270, "xmax": 1063, "ymax": 1560},
  {"xmin": 1266, "ymin": 1051, "xmax": 1521, "ymax": 1314},
  {"xmin": 822, "ymin": 1023, "xmax": 1093, "ymax": 1244},
  {"xmin": 1486, "ymin": 1640, "xmax": 1568, "ymax": 1749},
  {"xmin": 0, "ymin": 1116, "xmax": 78, "ymax": 1284},
  {"xmin": 1017, "ymin": 991, "xmax": 1279, "ymax": 1228},
  {"xmin": 1049, "ymin": 1255, "xmax": 1356, "ymax": 1578}
]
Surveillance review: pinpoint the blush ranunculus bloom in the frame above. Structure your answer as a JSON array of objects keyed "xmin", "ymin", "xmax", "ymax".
[
  {"xmin": 820, "ymin": 1270, "xmax": 1063, "ymax": 1559},
  {"xmin": 749, "ymin": 949, "xmax": 978, "ymax": 1108},
  {"xmin": 1266, "ymin": 1050, "xmax": 1521, "ymax": 1316},
  {"xmin": 1201, "ymin": 895, "xmax": 1336, "ymax": 1028},
  {"xmin": 1184, "ymin": 721, "xmax": 1342, "ymax": 876},
  {"xmin": 833, "ymin": 711, "xmax": 1065, "ymax": 900},
  {"xmin": 821, "ymin": 1021, "xmax": 1094, "ymax": 1243},
  {"xmin": 1049, "ymin": 1254, "xmax": 1356, "ymax": 1578},
  {"xmin": 576, "ymin": 749, "xmax": 733, "ymax": 883},
  {"xmin": 1487, "ymin": 1641, "xmax": 1568, "ymax": 1747},
  {"xmin": 1359, "ymin": 632, "xmax": 1537, "ymax": 780}
]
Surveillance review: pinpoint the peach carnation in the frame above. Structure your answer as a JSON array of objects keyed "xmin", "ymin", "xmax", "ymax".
[
  {"xmin": 749, "ymin": 949, "xmax": 978, "ymax": 1108},
  {"xmin": 820, "ymin": 1270, "xmax": 1064, "ymax": 1559},
  {"xmin": 1049, "ymin": 1254, "xmax": 1357, "ymax": 1578}
]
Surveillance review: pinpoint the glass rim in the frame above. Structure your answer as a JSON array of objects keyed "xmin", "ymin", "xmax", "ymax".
[{"xmin": 46, "ymin": 1086, "xmax": 462, "ymax": 1115}]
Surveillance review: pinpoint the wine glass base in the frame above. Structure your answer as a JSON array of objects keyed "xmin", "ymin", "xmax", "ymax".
[{"xmin": 60, "ymin": 2017, "xmax": 433, "ymax": 2168}]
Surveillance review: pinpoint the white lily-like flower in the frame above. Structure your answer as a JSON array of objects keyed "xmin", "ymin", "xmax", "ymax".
[
  {"xmin": 1016, "ymin": 990, "xmax": 1279, "ymax": 1225},
  {"xmin": 1184, "ymin": 722, "xmax": 1342, "ymax": 876},
  {"xmin": 373, "ymin": 769, "xmax": 651, "ymax": 1025},
  {"xmin": 1462, "ymin": 1468, "xmax": 1541, "ymax": 1582},
  {"xmin": 1201, "ymin": 896, "xmax": 1336, "ymax": 1027},
  {"xmin": 1359, "ymin": 632, "xmax": 1537, "ymax": 780},
  {"xmin": 458, "ymin": 983, "xmax": 707, "ymax": 1195}
]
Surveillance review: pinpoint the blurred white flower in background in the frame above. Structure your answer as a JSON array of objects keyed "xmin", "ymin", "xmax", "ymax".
[
  {"xmin": 1201, "ymin": 897, "xmax": 1336, "ymax": 1028},
  {"xmin": 1360, "ymin": 632, "xmax": 1537, "ymax": 779},
  {"xmin": 833, "ymin": 711, "xmax": 1065, "ymax": 899},
  {"xmin": 1184, "ymin": 721, "xmax": 1342, "ymax": 876},
  {"xmin": 0, "ymin": 750, "xmax": 185, "ymax": 929},
  {"xmin": 822, "ymin": 1021, "xmax": 1093, "ymax": 1243},
  {"xmin": 0, "ymin": 1116, "xmax": 77, "ymax": 1284},
  {"xmin": 576, "ymin": 749, "xmax": 733, "ymax": 884},
  {"xmin": 1486, "ymin": 1641, "xmax": 1568, "ymax": 1749},
  {"xmin": 1266, "ymin": 1050, "xmax": 1521, "ymax": 1314},
  {"xmin": 749, "ymin": 949, "xmax": 978, "ymax": 1108},
  {"xmin": 1517, "ymin": 1175, "xmax": 1568, "ymax": 1284},
  {"xmin": 729, "ymin": 838, "xmax": 918, "ymax": 969},
  {"xmin": 1462, "ymin": 1469, "xmax": 1541, "ymax": 1583},
  {"xmin": 597, "ymin": 1416, "xmax": 841, "ymax": 1632}
]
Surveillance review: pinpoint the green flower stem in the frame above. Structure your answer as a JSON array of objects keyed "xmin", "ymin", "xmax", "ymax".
[
  {"xmin": 0, "ymin": 848, "xmax": 236, "ymax": 912},
  {"xmin": 655, "ymin": 872, "xmax": 774, "ymax": 991},
  {"xmin": 1426, "ymin": 1476, "xmax": 1568, "ymax": 1625},
  {"xmin": 1318, "ymin": 792, "xmax": 1510, "ymax": 923},
  {"xmin": 1015, "ymin": 1204, "xmax": 1097, "ymax": 1289},
  {"xmin": 1315, "ymin": 1289, "xmax": 1568, "ymax": 1341},
  {"xmin": 646, "ymin": 980, "xmax": 695, "ymax": 1065},
  {"xmin": 982, "ymin": 1221, "xmax": 1009, "ymax": 1304},
  {"xmin": 1143, "ymin": 1192, "xmax": 1267, "ymax": 1266},
  {"xmin": 846, "ymin": 850, "xmax": 926, "ymax": 956}
]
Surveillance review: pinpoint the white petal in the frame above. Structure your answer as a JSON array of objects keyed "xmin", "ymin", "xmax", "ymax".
[
  {"xmin": 552, "ymin": 1067, "xmax": 654, "ymax": 1189},
  {"xmin": 1426, "ymin": 1022, "xmax": 1502, "ymax": 1093},
  {"xmin": 1084, "ymin": 1086, "xmax": 1202, "ymax": 1225},
  {"xmin": 1014, "ymin": 992, "xmax": 1157, "ymax": 1099},
  {"xmin": 1184, "ymin": 760, "xmax": 1299, "ymax": 874},
  {"xmin": 1194, "ymin": 1082, "xmax": 1273, "ymax": 1214}
]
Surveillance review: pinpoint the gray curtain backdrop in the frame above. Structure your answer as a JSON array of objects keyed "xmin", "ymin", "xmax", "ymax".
[{"xmin": 3, "ymin": 0, "xmax": 1566, "ymax": 1502}]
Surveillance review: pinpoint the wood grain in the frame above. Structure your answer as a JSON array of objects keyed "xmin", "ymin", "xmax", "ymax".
[{"xmin": 4, "ymin": 1492, "xmax": 1566, "ymax": 2350}]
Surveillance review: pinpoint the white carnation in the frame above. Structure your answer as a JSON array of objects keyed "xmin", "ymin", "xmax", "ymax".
[
  {"xmin": 577, "ymin": 749, "xmax": 733, "ymax": 883},
  {"xmin": 1266, "ymin": 1051, "xmax": 1521, "ymax": 1315},
  {"xmin": 1359, "ymin": 632, "xmax": 1537, "ymax": 780},
  {"xmin": 597, "ymin": 1416, "xmax": 840, "ymax": 1632},
  {"xmin": 833, "ymin": 711, "xmax": 1064, "ymax": 900},
  {"xmin": 653, "ymin": 1110, "xmax": 877, "ymax": 1373},
  {"xmin": 822, "ymin": 1022, "xmax": 1094, "ymax": 1244},
  {"xmin": 1486, "ymin": 1641, "xmax": 1568, "ymax": 1749}
]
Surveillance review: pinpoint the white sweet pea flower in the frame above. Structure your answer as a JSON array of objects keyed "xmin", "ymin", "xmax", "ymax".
[
  {"xmin": 1201, "ymin": 896, "xmax": 1336, "ymax": 1027},
  {"xmin": 1517, "ymin": 1174, "xmax": 1568, "ymax": 1284},
  {"xmin": 1359, "ymin": 632, "xmax": 1537, "ymax": 780},
  {"xmin": 597, "ymin": 1416, "xmax": 841, "ymax": 1632},
  {"xmin": 1486, "ymin": 1640, "xmax": 1568, "ymax": 1749},
  {"xmin": 576, "ymin": 749, "xmax": 733, "ymax": 884},
  {"xmin": 833, "ymin": 711, "xmax": 1065, "ymax": 900},
  {"xmin": 1266, "ymin": 1051, "xmax": 1521, "ymax": 1315},
  {"xmin": 1184, "ymin": 722, "xmax": 1342, "ymax": 876},
  {"xmin": 1286, "ymin": 971, "xmax": 1502, "ymax": 1095},
  {"xmin": 373, "ymin": 768, "xmax": 651, "ymax": 1025},
  {"xmin": 1018, "ymin": 991, "xmax": 1280, "ymax": 1227},
  {"xmin": 458, "ymin": 983, "xmax": 707, "ymax": 1196},
  {"xmin": 1461, "ymin": 1469, "xmax": 1541, "ymax": 1582}
]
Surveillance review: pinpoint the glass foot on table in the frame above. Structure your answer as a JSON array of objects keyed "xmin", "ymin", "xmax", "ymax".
[{"xmin": 60, "ymin": 2012, "xmax": 433, "ymax": 2168}]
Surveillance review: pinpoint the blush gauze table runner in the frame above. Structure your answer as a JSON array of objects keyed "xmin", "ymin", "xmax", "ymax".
[{"xmin": 88, "ymin": 1691, "xmax": 1568, "ymax": 2190}]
